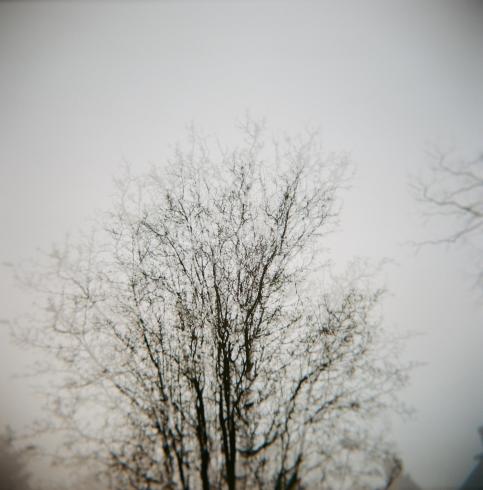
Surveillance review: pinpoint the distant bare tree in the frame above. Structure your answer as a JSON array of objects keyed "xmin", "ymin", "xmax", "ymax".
[
  {"xmin": 19, "ymin": 122, "xmax": 407, "ymax": 489},
  {"xmin": 411, "ymin": 149, "xmax": 483, "ymax": 288},
  {"xmin": 411, "ymin": 150, "xmax": 483, "ymax": 245}
]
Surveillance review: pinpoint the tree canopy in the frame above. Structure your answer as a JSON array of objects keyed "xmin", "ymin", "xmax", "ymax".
[{"xmin": 20, "ymin": 122, "xmax": 406, "ymax": 490}]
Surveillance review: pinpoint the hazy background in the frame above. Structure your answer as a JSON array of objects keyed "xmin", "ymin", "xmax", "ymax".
[{"xmin": 1, "ymin": 1, "xmax": 482, "ymax": 488}]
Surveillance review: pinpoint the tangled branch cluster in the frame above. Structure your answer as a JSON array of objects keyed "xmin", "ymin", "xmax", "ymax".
[{"xmin": 21, "ymin": 124, "xmax": 406, "ymax": 490}]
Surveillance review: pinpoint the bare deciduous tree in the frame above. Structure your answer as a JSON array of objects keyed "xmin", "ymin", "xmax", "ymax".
[
  {"xmin": 411, "ymin": 150, "xmax": 483, "ymax": 246},
  {"xmin": 19, "ymin": 122, "xmax": 406, "ymax": 489},
  {"xmin": 411, "ymin": 149, "xmax": 483, "ymax": 289}
]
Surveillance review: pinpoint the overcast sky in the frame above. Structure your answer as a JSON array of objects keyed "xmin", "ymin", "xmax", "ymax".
[{"xmin": 1, "ymin": 2, "xmax": 482, "ymax": 488}]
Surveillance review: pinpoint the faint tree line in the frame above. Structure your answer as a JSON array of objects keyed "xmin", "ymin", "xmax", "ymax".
[{"xmin": 0, "ymin": 428, "xmax": 36, "ymax": 490}]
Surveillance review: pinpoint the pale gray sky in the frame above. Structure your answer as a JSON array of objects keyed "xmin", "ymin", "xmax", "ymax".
[{"xmin": 1, "ymin": 2, "xmax": 482, "ymax": 488}]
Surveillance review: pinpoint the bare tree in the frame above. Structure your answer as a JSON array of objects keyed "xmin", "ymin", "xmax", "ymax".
[
  {"xmin": 411, "ymin": 149, "xmax": 483, "ymax": 246},
  {"xmin": 18, "ymin": 122, "xmax": 406, "ymax": 489},
  {"xmin": 411, "ymin": 149, "xmax": 483, "ymax": 290}
]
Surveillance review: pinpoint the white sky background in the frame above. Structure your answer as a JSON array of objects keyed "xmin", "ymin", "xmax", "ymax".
[{"xmin": 0, "ymin": 1, "xmax": 482, "ymax": 488}]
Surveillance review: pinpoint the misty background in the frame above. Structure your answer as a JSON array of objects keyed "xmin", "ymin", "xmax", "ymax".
[{"xmin": 0, "ymin": 1, "xmax": 482, "ymax": 488}]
